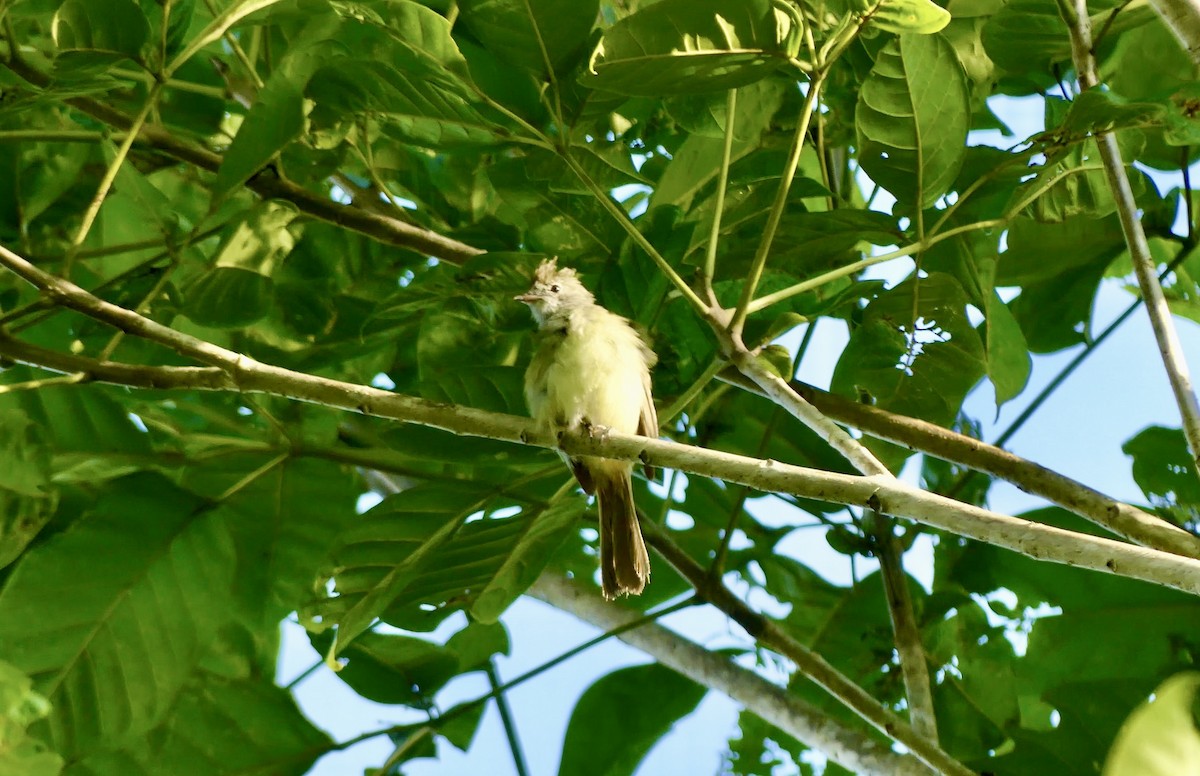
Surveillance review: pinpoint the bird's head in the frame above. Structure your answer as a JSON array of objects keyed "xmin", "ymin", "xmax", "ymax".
[{"xmin": 514, "ymin": 258, "xmax": 594, "ymax": 326}]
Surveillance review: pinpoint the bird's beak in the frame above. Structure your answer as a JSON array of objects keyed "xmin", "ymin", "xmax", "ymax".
[{"xmin": 514, "ymin": 292, "xmax": 538, "ymax": 303}]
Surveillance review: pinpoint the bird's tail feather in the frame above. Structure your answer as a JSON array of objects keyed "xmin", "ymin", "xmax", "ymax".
[{"xmin": 596, "ymin": 470, "xmax": 650, "ymax": 599}]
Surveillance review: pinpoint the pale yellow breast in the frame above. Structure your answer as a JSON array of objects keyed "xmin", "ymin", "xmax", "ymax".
[{"xmin": 540, "ymin": 309, "xmax": 649, "ymax": 435}]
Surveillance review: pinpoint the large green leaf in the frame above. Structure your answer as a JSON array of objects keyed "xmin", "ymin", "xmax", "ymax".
[
  {"xmin": 459, "ymin": 0, "xmax": 599, "ymax": 76},
  {"xmin": 184, "ymin": 456, "xmax": 358, "ymax": 623},
  {"xmin": 557, "ymin": 663, "xmax": 707, "ymax": 776},
  {"xmin": 67, "ymin": 674, "xmax": 331, "ymax": 776},
  {"xmin": 321, "ymin": 486, "xmax": 586, "ymax": 642},
  {"xmin": 52, "ymin": 0, "xmax": 148, "ymax": 60},
  {"xmin": 856, "ymin": 32, "xmax": 969, "ymax": 208},
  {"xmin": 0, "ymin": 473, "xmax": 236, "ymax": 759},
  {"xmin": 1102, "ymin": 672, "xmax": 1200, "ymax": 776},
  {"xmin": 212, "ymin": 36, "xmax": 333, "ymax": 203},
  {"xmin": 306, "ymin": 59, "xmax": 500, "ymax": 147},
  {"xmin": 586, "ymin": 0, "xmax": 795, "ymax": 96}
]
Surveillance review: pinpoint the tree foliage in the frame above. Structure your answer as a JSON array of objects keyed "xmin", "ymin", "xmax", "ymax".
[{"xmin": 0, "ymin": 0, "xmax": 1198, "ymax": 774}]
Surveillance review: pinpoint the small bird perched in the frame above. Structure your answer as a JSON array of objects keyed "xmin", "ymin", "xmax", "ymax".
[{"xmin": 516, "ymin": 259, "xmax": 657, "ymax": 598}]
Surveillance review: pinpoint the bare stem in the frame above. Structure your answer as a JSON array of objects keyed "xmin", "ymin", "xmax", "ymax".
[
  {"xmin": 731, "ymin": 74, "xmax": 825, "ymax": 336},
  {"xmin": 1060, "ymin": 0, "xmax": 1200, "ymax": 477},
  {"xmin": 703, "ymin": 88, "xmax": 739, "ymax": 298},
  {"xmin": 873, "ymin": 515, "xmax": 938, "ymax": 742}
]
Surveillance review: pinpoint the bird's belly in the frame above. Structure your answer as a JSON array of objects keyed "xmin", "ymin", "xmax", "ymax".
[{"xmin": 543, "ymin": 333, "xmax": 643, "ymax": 434}]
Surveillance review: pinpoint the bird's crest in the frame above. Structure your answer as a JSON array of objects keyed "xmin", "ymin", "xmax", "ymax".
[{"xmin": 534, "ymin": 257, "xmax": 576, "ymax": 284}]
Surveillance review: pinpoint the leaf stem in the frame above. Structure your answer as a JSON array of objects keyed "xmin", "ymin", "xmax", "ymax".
[
  {"xmin": 63, "ymin": 81, "xmax": 165, "ymax": 279},
  {"xmin": 561, "ymin": 153, "xmax": 709, "ymax": 316},
  {"xmin": 703, "ymin": 88, "xmax": 739, "ymax": 298},
  {"xmin": 747, "ymin": 219, "xmax": 1005, "ymax": 314},
  {"xmin": 1061, "ymin": 0, "xmax": 1200, "ymax": 476},
  {"xmin": 486, "ymin": 660, "xmax": 531, "ymax": 776},
  {"xmin": 730, "ymin": 74, "xmax": 824, "ymax": 336}
]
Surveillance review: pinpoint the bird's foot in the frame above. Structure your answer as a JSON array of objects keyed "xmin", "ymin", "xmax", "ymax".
[{"xmin": 581, "ymin": 420, "xmax": 612, "ymax": 442}]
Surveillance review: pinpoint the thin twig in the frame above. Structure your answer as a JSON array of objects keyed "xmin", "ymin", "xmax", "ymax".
[
  {"xmin": 486, "ymin": 660, "xmax": 530, "ymax": 776},
  {"xmin": 1060, "ymin": 0, "xmax": 1200, "ymax": 476},
  {"xmin": 872, "ymin": 514, "xmax": 938, "ymax": 743},
  {"xmin": 63, "ymin": 82, "xmax": 165, "ymax": 279},
  {"xmin": 731, "ymin": 74, "xmax": 825, "ymax": 337},
  {"xmin": 703, "ymin": 88, "xmax": 739, "ymax": 299}
]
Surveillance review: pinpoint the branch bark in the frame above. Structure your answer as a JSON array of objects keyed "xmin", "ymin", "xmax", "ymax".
[
  {"xmin": 1061, "ymin": 0, "xmax": 1200, "ymax": 479},
  {"xmin": 639, "ymin": 525, "xmax": 969, "ymax": 776},
  {"xmin": 3, "ymin": 240, "xmax": 1200, "ymax": 596},
  {"xmin": 748, "ymin": 375, "xmax": 1200, "ymax": 560},
  {"xmin": 874, "ymin": 518, "xmax": 939, "ymax": 744},
  {"xmin": 529, "ymin": 575, "xmax": 939, "ymax": 776}
]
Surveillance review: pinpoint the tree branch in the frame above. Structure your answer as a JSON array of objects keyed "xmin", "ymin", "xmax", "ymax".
[
  {"xmin": 1061, "ymin": 0, "xmax": 1200, "ymax": 478},
  {"xmin": 3, "ymin": 240, "xmax": 1200, "ymax": 598},
  {"xmin": 638, "ymin": 526, "xmax": 969, "ymax": 776},
  {"xmin": 529, "ymin": 575, "xmax": 939, "ymax": 776},
  {"xmin": 769, "ymin": 377, "xmax": 1200, "ymax": 559},
  {"xmin": 0, "ymin": 55, "xmax": 483, "ymax": 265},
  {"xmin": 873, "ymin": 517, "xmax": 938, "ymax": 743}
]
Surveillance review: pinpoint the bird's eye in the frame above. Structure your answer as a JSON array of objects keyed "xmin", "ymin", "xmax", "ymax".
[{"xmin": 550, "ymin": 284, "xmax": 560, "ymax": 293}]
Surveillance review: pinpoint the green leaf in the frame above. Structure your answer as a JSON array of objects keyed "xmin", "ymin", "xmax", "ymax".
[
  {"xmin": 459, "ymin": 0, "xmax": 599, "ymax": 76},
  {"xmin": 1122, "ymin": 426, "xmax": 1200, "ymax": 526},
  {"xmin": 212, "ymin": 72, "xmax": 306, "ymax": 203},
  {"xmin": 306, "ymin": 59, "xmax": 500, "ymax": 147},
  {"xmin": 185, "ymin": 456, "xmax": 357, "ymax": 624},
  {"xmin": 0, "ymin": 375, "xmax": 151, "ymax": 457},
  {"xmin": 983, "ymin": 292, "xmax": 1031, "ymax": 408},
  {"xmin": 0, "ymin": 661, "xmax": 63, "ymax": 776},
  {"xmin": 0, "ymin": 473, "xmax": 236, "ymax": 758},
  {"xmin": 136, "ymin": 675, "xmax": 330, "ymax": 776},
  {"xmin": 870, "ymin": 0, "xmax": 952, "ymax": 35},
  {"xmin": 183, "ymin": 202, "xmax": 299, "ymax": 327},
  {"xmin": 557, "ymin": 663, "xmax": 707, "ymax": 776},
  {"xmin": 469, "ymin": 496, "xmax": 586, "ymax": 622},
  {"xmin": 311, "ymin": 630, "xmax": 461, "ymax": 706},
  {"xmin": 326, "ymin": 483, "xmax": 482, "ymax": 657},
  {"xmin": 1103, "ymin": 672, "xmax": 1200, "ymax": 776},
  {"xmin": 856, "ymin": 33, "xmax": 969, "ymax": 208},
  {"xmin": 320, "ymin": 487, "xmax": 585, "ymax": 640},
  {"xmin": 52, "ymin": 0, "xmax": 148, "ymax": 60},
  {"xmin": 831, "ymin": 273, "xmax": 987, "ymax": 466},
  {"xmin": 586, "ymin": 0, "xmax": 795, "ymax": 96},
  {"xmin": 0, "ymin": 410, "xmax": 57, "ymax": 570},
  {"xmin": 183, "ymin": 267, "xmax": 274, "ymax": 328}
]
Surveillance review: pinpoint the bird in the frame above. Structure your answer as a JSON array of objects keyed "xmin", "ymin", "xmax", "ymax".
[{"xmin": 515, "ymin": 258, "xmax": 657, "ymax": 598}]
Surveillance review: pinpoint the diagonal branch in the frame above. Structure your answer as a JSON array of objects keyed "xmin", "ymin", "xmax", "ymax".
[
  {"xmin": 639, "ymin": 526, "xmax": 967, "ymax": 775},
  {"xmin": 1060, "ymin": 0, "xmax": 1200, "ymax": 478},
  {"xmin": 873, "ymin": 517, "xmax": 938, "ymax": 743},
  {"xmin": 3, "ymin": 240, "xmax": 1200, "ymax": 598},
  {"xmin": 722, "ymin": 373, "xmax": 1200, "ymax": 559},
  {"xmin": 530, "ymin": 574, "xmax": 940, "ymax": 776}
]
